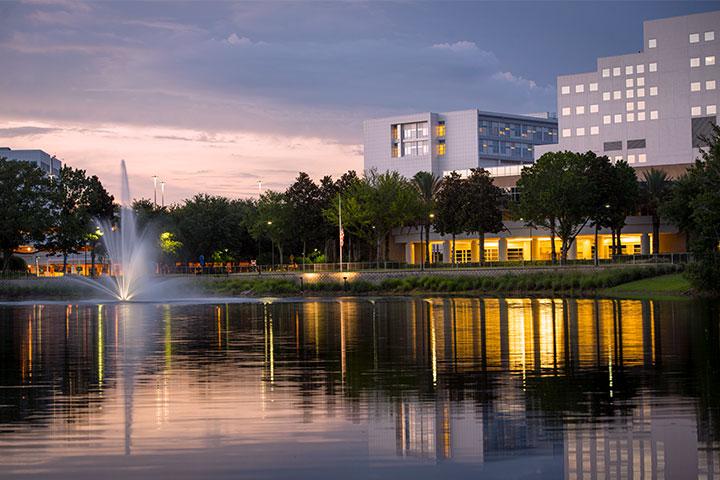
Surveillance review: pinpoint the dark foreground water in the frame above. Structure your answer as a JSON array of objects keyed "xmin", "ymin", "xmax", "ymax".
[{"xmin": 1, "ymin": 297, "xmax": 719, "ymax": 479}]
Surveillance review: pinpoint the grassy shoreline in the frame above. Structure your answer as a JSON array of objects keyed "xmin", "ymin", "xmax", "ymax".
[{"xmin": 0, "ymin": 265, "xmax": 692, "ymax": 301}]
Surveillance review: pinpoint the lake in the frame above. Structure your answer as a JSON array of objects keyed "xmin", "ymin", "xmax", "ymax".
[{"xmin": 0, "ymin": 297, "xmax": 718, "ymax": 479}]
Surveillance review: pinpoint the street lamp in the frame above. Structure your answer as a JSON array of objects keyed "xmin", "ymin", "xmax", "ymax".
[{"xmin": 267, "ymin": 221, "xmax": 274, "ymax": 268}]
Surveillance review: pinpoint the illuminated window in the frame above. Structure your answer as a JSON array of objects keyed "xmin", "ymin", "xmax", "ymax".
[
  {"xmin": 590, "ymin": 104, "xmax": 599, "ymax": 113},
  {"xmin": 589, "ymin": 82, "xmax": 598, "ymax": 91},
  {"xmin": 637, "ymin": 100, "xmax": 645, "ymax": 110},
  {"xmin": 603, "ymin": 92, "xmax": 611, "ymax": 101},
  {"xmin": 625, "ymin": 65, "xmax": 633, "ymax": 75},
  {"xmin": 391, "ymin": 146, "xmax": 399, "ymax": 158},
  {"xmin": 707, "ymin": 80, "xmax": 717, "ymax": 90},
  {"xmin": 590, "ymin": 126, "xmax": 599, "ymax": 135},
  {"xmin": 637, "ymin": 111, "xmax": 646, "ymax": 121},
  {"xmin": 627, "ymin": 154, "xmax": 636, "ymax": 163},
  {"xmin": 638, "ymin": 153, "xmax": 647, "ymax": 163},
  {"xmin": 562, "ymin": 128, "xmax": 571, "ymax": 138},
  {"xmin": 436, "ymin": 123, "xmax": 446, "ymax": 137},
  {"xmin": 562, "ymin": 107, "xmax": 571, "ymax": 116},
  {"xmin": 691, "ymin": 57, "xmax": 700, "ymax": 68},
  {"xmin": 637, "ymin": 88, "xmax": 645, "ymax": 97},
  {"xmin": 627, "ymin": 112, "xmax": 635, "ymax": 122},
  {"xmin": 603, "ymin": 115, "xmax": 611, "ymax": 125},
  {"xmin": 576, "ymin": 127, "xmax": 585, "ymax": 136},
  {"xmin": 614, "ymin": 114, "xmax": 622, "ymax": 124},
  {"xmin": 649, "ymin": 86, "xmax": 658, "ymax": 96},
  {"xmin": 575, "ymin": 84, "xmax": 584, "ymax": 93},
  {"xmin": 613, "ymin": 90, "xmax": 621, "ymax": 100},
  {"xmin": 626, "ymin": 89, "xmax": 634, "ymax": 98},
  {"xmin": 708, "ymin": 105, "xmax": 717, "ymax": 115},
  {"xmin": 614, "ymin": 155, "xmax": 623, "ymax": 162},
  {"xmin": 690, "ymin": 33, "xmax": 700, "ymax": 43},
  {"xmin": 561, "ymin": 85, "xmax": 571, "ymax": 95},
  {"xmin": 650, "ymin": 110, "xmax": 658, "ymax": 120},
  {"xmin": 705, "ymin": 31, "xmax": 715, "ymax": 41},
  {"xmin": 706, "ymin": 56, "xmax": 716, "ymax": 66},
  {"xmin": 691, "ymin": 82, "xmax": 701, "ymax": 92},
  {"xmin": 649, "ymin": 62, "xmax": 657, "ymax": 72},
  {"xmin": 626, "ymin": 102, "xmax": 635, "ymax": 111},
  {"xmin": 636, "ymin": 64, "xmax": 645, "ymax": 74},
  {"xmin": 613, "ymin": 67, "xmax": 621, "ymax": 77},
  {"xmin": 576, "ymin": 105, "xmax": 585, "ymax": 115},
  {"xmin": 602, "ymin": 68, "xmax": 610, "ymax": 78},
  {"xmin": 637, "ymin": 77, "xmax": 645, "ymax": 87},
  {"xmin": 691, "ymin": 106, "xmax": 702, "ymax": 116},
  {"xmin": 437, "ymin": 142, "xmax": 446, "ymax": 155},
  {"xmin": 626, "ymin": 78, "xmax": 634, "ymax": 88},
  {"xmin": 648, "ymin": 38, "xmax": 656, "ymax": 48}
]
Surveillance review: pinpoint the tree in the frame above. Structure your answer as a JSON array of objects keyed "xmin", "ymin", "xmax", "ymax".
[
  {"xmin": 285, "ymin": 172, "xmax": 322, "ymax": 264},
  {"xmin": 434, "ymin": 171, "xmax": 467, "ymax": 265},
  {"xmin": 640, "ymin": 168, "xmax": 671, "ymax": 255},
  {"xmin": 172, "ymin": 194, "xmax": 236, "ymax": 262},
  {"xmin": 250, "ymin": 190, "xmax": 293, "ymax": 265},
  {"xmin": 462, "ymin": 169, "xmax": 505, "ymax": 266},
  {"xmin": 85, "ymin": 175, "xmax": 115, "ymax": 276},
  {"xmin": 0, "ymin": 158, "xmax": 53, "ymax": 272},
  {"xmin": 411, "ymin": 171, "xmax": 441, "ymax": 268}
]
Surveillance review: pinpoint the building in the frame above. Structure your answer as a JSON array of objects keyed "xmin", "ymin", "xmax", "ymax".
[
  {"xmin": 535, "ymin": 10, "xmax": 720, "ymax": 173},
  {"xmin": 363, "ymin": 110, "xmax": 558, "ymax": 179},
  {"xmin": 0, "ymin": 147, "xmax": 62, "ymax": 176}
]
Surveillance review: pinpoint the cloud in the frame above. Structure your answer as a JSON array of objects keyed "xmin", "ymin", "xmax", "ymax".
[
  {"xmin": 493, "ymin": 71, "xmax": 540, "ymax": 90},
  {"xmin": 0, "ymin": 126, "xmax": 61, "ymax": 137},
  {"xmin": 431, "ymin": 40, "xmax": 479, "ymax": 52},
  {"xmin": 225, "ymin": 33, "xmax": 264, "ymax": 46}
]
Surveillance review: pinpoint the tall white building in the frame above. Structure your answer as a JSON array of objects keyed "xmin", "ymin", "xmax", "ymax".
[
  {"xmin": 536, "ymin": 10, "xmax": 720, "ymax": 170},
  {"xmin": 0, "ymin": 147, "xmax": 62, "ymax": 176}
]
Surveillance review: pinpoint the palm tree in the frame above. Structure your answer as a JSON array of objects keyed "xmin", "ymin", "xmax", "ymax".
[
  {"xmin": 641, "ymin": 168, "xmax": 671, "ymax": 256},
  {"xmin": 411, "ymin": 171, "xmax": 441, "ymax": 268}
]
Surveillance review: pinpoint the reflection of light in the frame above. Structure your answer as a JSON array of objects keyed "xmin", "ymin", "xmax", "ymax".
[
  {"xmin": 98, "ymin": 304, "xmax": 104, "ymax": 388},
  {"xmin": 427, "ymin": 300, "xmax": 437, "ymax": 386}
]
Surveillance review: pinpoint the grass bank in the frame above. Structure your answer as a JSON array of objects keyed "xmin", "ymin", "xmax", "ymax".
[
  {"xmin": 0, "ymin": 278, "xmax": 101, "ymax": 301},
  {"xmin": 199, "ymin": 265, "xmax": 682, "ymax": 298},
  {"xmin": 601, "ymin": 273, "xmax": 692, "ymax": 300}
]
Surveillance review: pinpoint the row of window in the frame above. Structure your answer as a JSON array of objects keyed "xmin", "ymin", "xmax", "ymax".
[
  {"xmin": 477, "ymin": 120, "xmax": 557, "ymax": 143},
  {"xmin": 691, "ymin": 105, "xmax": 718, "ymax": 116},
  {"xmin": 604, "ymin": 139, "xmax": 646, "ymax": 151},
  {"xmin": 601, "ymin": 63, "xmax": 658, "ymax": 79},
  {"xmin": 479, "ymin": 140, "xmax": 535, "ymax": 159},
  {"xmin": 690, "ymin": 80, "xmax": 717, "ymax": 92},
  {"xmin": 603, "ymin": 86, "xmax": 657, "ymax": 101},
  {"xmin": 562, "ymin": 99, "xmax": 651, "ymax": 117},
  {"xmin": 391, "ymin": 122, "xmax": 429, "ymax": 141},
  {"xmin": 690, "ymin": 56, "xmax": 716, "ymax": 68},
  {"xmin": 601, "ymin": 111, "xmax": 659, "ymax": 124},
  {"xmin": 689, "ymin": 31, "xmax": 716, "ymax": 44}
]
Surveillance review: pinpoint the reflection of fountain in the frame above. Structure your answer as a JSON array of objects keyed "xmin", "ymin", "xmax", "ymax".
[{"xmin": 73, "ymin": 161, "xmax": 161, "ymax": 301}]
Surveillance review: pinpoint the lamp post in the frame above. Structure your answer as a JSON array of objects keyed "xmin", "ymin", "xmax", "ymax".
[
  {"xmin": 257, "ymin": 180, "xmax": 263, "ymax": 197},
  {"xmin": 267, "ymin": 221, "xmax": 274, "ymax": 269},
  {"xmin": 152, "ymin": 175, "xmax": 159, "ymax": 208}
]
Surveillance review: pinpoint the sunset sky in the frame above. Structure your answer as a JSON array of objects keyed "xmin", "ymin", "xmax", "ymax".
[{"xmin": 1, "ymin": 0, "xmax": 717, "ymax": 203}]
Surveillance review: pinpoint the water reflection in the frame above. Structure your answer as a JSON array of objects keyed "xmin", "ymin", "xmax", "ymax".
[{"xmin": 0, "ymin": 297, "xmax": 719, "ymax": 479}]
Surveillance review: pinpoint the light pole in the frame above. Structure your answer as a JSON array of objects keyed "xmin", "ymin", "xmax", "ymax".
[
  {"xmin": 160, "ymin": 181, "xmax": 166, "ymax": 208},
  {"xmin": 428, "ymin": 213, "xmax": 435, "ymax": 267},
  {"xmin": 267, "ymin": 221, "xmax": 274, "ymax": 269},
  {"xmin": 152, "ymin": 175, "xmax": 159, "ymax": 208},
  {"xmin": 257, "ymin": 180, "xmax": 263, "ymax": 197}
]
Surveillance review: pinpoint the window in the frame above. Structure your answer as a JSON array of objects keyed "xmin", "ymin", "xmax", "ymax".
[
  {"xmin": 602, "ymin": 68, "xmax": 610, "ymax": 78},
  {"xmin": 613, "ymin": 67, "xmax": 621, "ymax": 77},
  {"xmin": 603, "ymin": 92, "xmax": 611, "ymax": 101},
  {"xmin": 706, "ymin": 56, "xmax": 716, "ymax": 66},
  {"xmin": 627, "ymin": 113, "xmax": 635, "ymax": 122},
  {"xmin": 637, "ymin": 100, "xmax": 645, "ymax": 110},
  {"xmin": 590, "ymin": 126, "xmax": 599, "ymax": 135},
  {"xmin": 648, "ymin": 38, "xmax": 657, "ymax": 48},
  {"xmin": 576, "ymin": 105, "xmax": 585, "ymax": 115},
  {"xmin": 589, "ymin": 82, "xmax": 598, "ymax": 92},
  {"xmin": 562, "ymin": 128, "xmax": 571, "ymax": 138},
  {"xmin": 575, "ymin": 84, "xmax": 584, "ymax": 93},
  {"xmin": 562, "ymin": 107, "xmax": 571, "ymax": 116},
  {"xmin": 638, "ymin": 111, "xmax": 646, "ymax": 121},
  {"xmin": 437, "ymin": 142, "xmax": 446, "ymax": 156},
  {"xmin": 590, "ymin": 104, "xmax": 599, "ymax": 113},
  {"xmin": 691, "ymin": 82, "xmax": 701, "ymax": 92},
  {"xmin": 637, "ymin": 77, "xmax": 645, "ymax": 87},
  {"xmin": 626, "ymin": 102, "xmax": 635, "ymax": 111},
  {"xmin": 614, "ymin": 114, "xmax": 622, "ymax": 124},
  {"xmin": 626, "ymin": 89, "xmax": 634, "ymax": 99},
  {"xmin": 576, "ymin": 127, "xmax": 585, "ymax": 136},
  {"xmin": 691, "ymin": 57, "xmax": 700, "ymax": 68},
  {"xmin": 614, "ymin": 155, "xmax": 624, "ymax": 163},
  {"xmin": 691, "ymin": 106, "xmax": 702, "ymax": 116},
  {"xmin": 690, "ymin": 33, "xmax": 700, "ymax": 43},
  {"xmin": 650, "ymin": 110, "xmax": 659, "ymax": 120},
  {"xmin": 626, "ymin": 78, "xmax": 634, "ymax": 88},
  {"xmin": 628, "ymin": 139, "xmax": 646, "ymax": 149},
  {"xmin": 627, "ymin": 154, "xmax": 636, "ymax": 163},
  {"xmin": 613, "ymin": 90, "xmax": 621, "ymax": 100},
  {"xmin": 637, "ymin": 64, "xmax": 645, "ymax": 74},
  {"xmin": 561, "ymin": 85, "xmax": 571, "ymax": 95},
  {"xmin": 707, "ymin": 80, "xmax": 717, "ymax": 90},
  {"xmin": 604, "ymin": 141, "xmax": 622, "ymax": 151},
  {"xmin": 436, "ymin": 123, "xmax": 446, "ymax": 136},
  {"xmin": 649, "ymin": 62, "xmax": 657, "ymax": 72},
  {"xmin": 705, "ymin": 31, "xmax": 715, "ymax": 42},
  {"xmin": 603, "ymin": 115, "xmax": 611, "ymax": 125},
  {"xmin": 709, "ymin": 105, "xmax": 718, "ymax": 115},
  {"xmin": 649, "ymin": 86, "xmax": 658, "ymax": 96},
  {"xmin": 637, "ymin": 88, "xmax": 645, "ymax": 97},
  {"xmin": 625, "ymin": 65, "xmax": 633, "ymax": 75},
  {"xmin": 638, "ymin": 153, "xmax": 647, "ymax": 163}
]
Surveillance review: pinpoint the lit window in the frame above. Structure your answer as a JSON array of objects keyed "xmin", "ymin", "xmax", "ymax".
[
  {"xmin": 561, "ymin": 85, "xmax": 571, "ymax": 95},
  {"xmin": 649, "ymin": 86, "xmax": 658, "ymax": 96},
  {"xmin": 690, "ymin": 33, "xmax": 700, "ymax": 43},
  {"xmin": 636, "ymin": 77, "xmax": 645, "ymax": 87},
  {"xmin": 705, "ymin": 31, "xmax": 715, "ymax": 42},
  {"xmin": 576, "ymin": 105, "xmax": 585, "ymax": 115},
  {"xmin": 590, "ymin": 126, "xmax": 599, "ymax": 135},
  {"xmin": 626, "ymin": 101, "xmax": 635, "ymax": 111},
  {"xmin": 576, "ymin": 127, "xmax": 585, "ymax": 136},
  {"xmin": 637, "ymin": 100, "xmax": 645, "ymax": 110},
  {"xmin": 613, "ymin": 67, "xmax": 621, "ymax": 77},
  {"xmin": 650, "ymin": 110, "xmax": 659, "ymax": 120},
  {"xmin": 627, "ymin": 154, "xmax": 636, "ymax": 163},
  {"xmin": 636, "ymin": 64, "xmax": 645, "ymax": 74},
  {"xmin": 614, "ymin": 114, "xmax": 622, "ymax": 124},
  {"xmin": 707, "ymin": 80, "xmax": 717, "ymax": 90},
  {"xmin": 626, "ymin": 89, "xmax": 634, "ymax": 98},
  {"xmin": 691, "ymin": 82, "xmax": 701, "ymax": 92},
  {"xmin": 562, "ymin": 128, "xmax": 571, "ymax": 138},
  {"xmin": 615, "ymin": 155, "xmax": 624, "ymax": 163},
  {"xmin": 691, "ymin": 106, "xmax": 702, "ymax": 116},
  {"xmin": 637, "ymin": 111, "xmax": 646, "ymax": 121},
  {"xmin": 648, "ymin": 38, "xmax": 656, "ymax": 49},
  {"xmin": 627, "ymin": 65, "xmax": 634, "ymax": 75},
  {"xmin": 649, "ymin": 62, "xmax": 657, "ymax": 72},
  {"xmin": 637, "ymin": 88, "xmax": 645, "ymax": 97},
  {"xmin": 575, "ymin": 84, "xmax": 585, "ymax": 93},
  {"xmin": 613, "ymin": 90, "xmax": 621, "ymax": 100},
  {"xmin": 708, "ymin": 105, "xmax": 717, "ymax": 115},
  {"xmin": 562, "ymin": 107, "xmax": 571, "ymax": 116},
  {"xmin": 602, "ymin": 68, "xmax": 610, "ymax": 78},
  {"xmin": 627, "ymin": 112, "xmax": 635, "ymax": 122},
  {"xmin": 603, "ymin": 92, "xmax": 611, "ymax": 101},
  {"xmin": 626, "ymin": 78, "xmax": 634, "ymax": 88},
  {"xmin": 437, "ymin": 143, "xmax": 446, "ymax": 155},
  {"xmin": 691, "ymin": 57, "xmax": 700, "ymax": 68},
  {"xmin": 706, "ymin": 56, "xmax": 716, "ymax": 66},
  {"xmin": 603, "ymin": 115, "xmax": 611, "ymax": 125},
  {"xmin": 589, "ymin": 82, "xmax": 598, "ymax": 92},
  {"xmin": 590, "ymin": 104, "xmax": 599, "ymax": 113},
  {"xmin": 638, "ymin": 153, "xmax": 647, "ymax": 163}
]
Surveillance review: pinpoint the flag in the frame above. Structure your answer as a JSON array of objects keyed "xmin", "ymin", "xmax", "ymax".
[{"xmin": 340, "ymin": 227, "xmax": 345, "ymax": 248}]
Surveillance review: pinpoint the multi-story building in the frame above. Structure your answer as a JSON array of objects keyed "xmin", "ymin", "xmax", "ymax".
[
  {"xmin": 363, "ymin": 110, "xmax": 557, "ymax": 179},
  {"xmin": 0, "ymin": 147, "xmax": 62, "ymax": 176},
  {"xmin": 535, "ymin": 10, "xmax": 720, "ymax": 173}
]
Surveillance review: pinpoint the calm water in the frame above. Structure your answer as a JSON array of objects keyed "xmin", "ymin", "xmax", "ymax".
[{"xmin": 1, "ymin": 297, "xmax": 719, "ymax": 479}]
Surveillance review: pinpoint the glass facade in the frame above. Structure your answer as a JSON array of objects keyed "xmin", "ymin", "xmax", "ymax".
[{"xmin": 478, "ymin": 117, "xmax": 557, "ymax": 163}]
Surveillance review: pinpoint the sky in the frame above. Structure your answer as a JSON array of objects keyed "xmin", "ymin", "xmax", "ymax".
[{"xmin": 1, "ymin": 0, "xmax": 718, "ymax": 203}]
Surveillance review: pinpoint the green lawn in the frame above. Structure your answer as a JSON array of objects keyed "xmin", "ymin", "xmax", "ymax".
[{"xmin": 603, "ymin": 273, "xmax": 691, "ymax": 299}]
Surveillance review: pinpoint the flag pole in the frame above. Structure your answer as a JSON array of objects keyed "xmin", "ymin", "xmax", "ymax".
[{"xmin": 339, "ymin": 196, "xmax": 343, "ymax": 272}]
